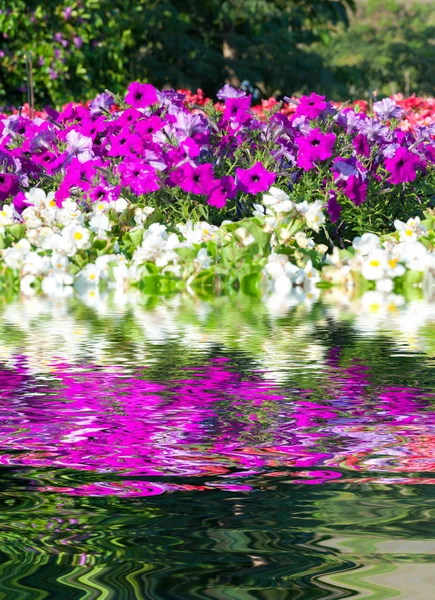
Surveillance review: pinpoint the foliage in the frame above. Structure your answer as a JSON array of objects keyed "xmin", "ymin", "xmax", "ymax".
[
  {"xmin": 313, "ymin": 0, "xmax": 435, "ymax": 99},
  {"xmin": 0, "ymin": 0, "xmax": 354, "ymax": 108}
]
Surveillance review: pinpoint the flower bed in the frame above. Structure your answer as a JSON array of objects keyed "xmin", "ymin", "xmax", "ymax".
[{"xmin": 0, "ymin": 83, "xmax": 434, "ymax": 297}]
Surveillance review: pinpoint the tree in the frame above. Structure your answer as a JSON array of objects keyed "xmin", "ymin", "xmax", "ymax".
[{"xmin": 0, "ymin": 0, "xmax": 355, "ymax": 108}]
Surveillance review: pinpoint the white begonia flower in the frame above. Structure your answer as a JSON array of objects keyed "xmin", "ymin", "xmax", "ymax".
[
  {"xmin": 394, "ymin": 216, "xmax": 427, "ymax": 242},
  {"xmin": 89, "ymin": 213, "xmax": 112, "ymax": 236},
  {"xmin": 93, "ymin": 201, "xmax": 109, "ymax": 214},
  {"xmin": 393, "ymin": 241, "xmax": 429, "ymax": 271},
  {"xmin": 263, "ymin": 186, "xmax": 289, "ymax": 206},
  {"xmin": 303, "ymin": 260, "xmax": 320, "ymax": 286},
  {"xmin": 21, "ymin": 206, "xmax": 42, "ymax": 229},
  {"xmin": 361, "ymin": 248, "xmax": 388, "ymax": 280},
  {"xmin": 194, "ymin": 247, "xmax": 212, "ymax": 270},
  {"xmin": 252, "ymin": 203, "xmax": 266, "ymax": 218},
  {"xmin": 42, "ymin": 273, "xmax": 73, "ymax": 296},
  {"xmin": 385, "ymin": 255, "xmax": 406, "ymax": 278},
  {"xmin": 40, "ymin": 232, "xmax": 65, "ymax": 252},
  {"xmin": 20, "ymin": 274, "xmax": 36, "ymax": 296},
  {"xmin": 177, "ymin": 221, "xmax": 218, "ymax": 245},
  {"xmin": 133, "ymin": 207, "xmax": 154, "ymax": 226},
  {"xmin": 263, "ymin": 187, "xmax": 294, "ymax": 214},
  {"xmin": 376, "ymin": 278, "xmax": 394, "ymax": 293},
  {"xmin": 110, "ymin": 262, "xmax": 129, "ymax": 288},
  {"xmin": 64, "ymin": 224, "xmax": 90, "ymax": 250},
  {"xmin": 43, "ymin": 191, "xmax": 57, "ymax": 210},
  {"xmin": 78, "ymin": 263, "xmax": 100, "ymax": 285},
  {"xmin": 294, "ymin": 231, "xmax": 315, "ymax": 249},
  {"xmin": 353, "ymin": 232, "xmax": 381, "ymax": 255},
  {"xmin": 303, "ymin": 201, "xmax": 325, "ymax": 232},
  {"xmin": 3, "ymin": 238, "xmax": 31, "ymax": 269},
  {"xmin": 24, "ymin": 187, "xmax": 47, "ymax": 207},
  {"xmin": 51, "ymin": 253, "xmax": 69, "ymax": 272},
  {"xmin": 112, "ymin": 197, "xmax": 128, "ymax": 213},
  {"xmin": 22, "ymin": 252, "xmax": 49, "ymax": 276},
  {"xmin": 0, "ymin": 204, "xmax": 15, "ymax": 226},
  {"xmin": 234, "ymin": 227, "xmax": 255, "ymax": 246},
  {"xmin": 56, "ymin": 199, "xmax": 84, "ymax": 226}
]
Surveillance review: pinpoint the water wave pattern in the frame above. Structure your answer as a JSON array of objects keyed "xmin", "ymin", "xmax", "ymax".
[{"xmin": 0, "ymin": 292, "xmax": 433, "ymax": 598}]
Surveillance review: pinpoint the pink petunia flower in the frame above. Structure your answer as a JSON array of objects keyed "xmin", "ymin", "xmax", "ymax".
[
  {"xmin": 236, "ymin": 162, "xmax": 276, "ymax": 194},
  {"xmin": 125, "ymin": 82, "xmax": 158, "ymax": 109}
]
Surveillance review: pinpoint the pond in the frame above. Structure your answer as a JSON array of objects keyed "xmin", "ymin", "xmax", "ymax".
[{"xmin": 0, "ymin": 289, "xmax": 434, "ymax": 598}]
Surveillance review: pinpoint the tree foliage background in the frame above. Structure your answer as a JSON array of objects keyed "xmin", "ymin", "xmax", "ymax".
[{"xmin": 1, "ymin": 0, "xmax": 435, "ymax": 108}]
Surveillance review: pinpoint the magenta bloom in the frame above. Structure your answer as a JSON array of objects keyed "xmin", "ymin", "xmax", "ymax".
[
  {"xmin": 385, "ymin": 147, "xmax": 421, "ymax": 184},
  {"xmin": 222, "ymin": 96, "xmax": 252, "ymax": 124},
  {"xmin": 0, "ymin": 173, "xmax": 20, "ymax": 201},
  {"xmin": 236, "ymin": 162, "xmax": 276, "ymax": 194},
  {"xmin": 343, "ymin": 175, "xmax": 367, "ymax": 206},
  {"xmin": 296, "ymin": 93, "xmax": 328, "ymax": 120},
  {"xmin": 296, "ymin": 128, "xmax": 336, "ymax": 170},
  {"xmin": 352, "ymin": 133, "xmax": 370, "ymax": 158},
  {"xmin": 88, "ymin": 184, "xmax": 121, "ymax": 204},
  {"xmin": 207, "ymin": 175, "xmax": 237, "ymax": 208},
  {"xmin": 327, "ymin": 190, "xmax": 342, "ymax": 223},
  {"xmin": 125, "ymin": 82, "xmax": 158, "ymax": 108},
  {"xmin": 179, "ymin": 164, "xmax": 217, "ymax": 195},
  {"xmin": 118, "ymin": 159, "xmax": 160, "ymax": 195}
]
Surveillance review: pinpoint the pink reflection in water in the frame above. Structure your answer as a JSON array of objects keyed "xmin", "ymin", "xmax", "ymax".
[{"xmin": 0, "ymin": 350, "xmax": 433, "ymax": 496}]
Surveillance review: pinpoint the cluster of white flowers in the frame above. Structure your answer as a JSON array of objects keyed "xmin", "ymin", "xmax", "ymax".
[
  {"xmin": 0, "ymin": 185, "xmax": 434, "ymax": 299},
  {"xmin": 0, "ymin": 189, "xmax": 222, "ymax": 297},
  {"xmin": 348, "ymin": 218, "xmax": 435, "ymax": 292}
]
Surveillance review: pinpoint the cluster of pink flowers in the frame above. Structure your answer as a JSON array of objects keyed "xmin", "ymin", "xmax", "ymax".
[{"xmin": 1, "ymin": 83, "xmax": 435, "ymax": 226}]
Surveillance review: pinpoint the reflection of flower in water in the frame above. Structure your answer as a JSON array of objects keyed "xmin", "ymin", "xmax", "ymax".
[{"xmin": 0, "ymin": 292, "xmax": 433, "ymax": 495}]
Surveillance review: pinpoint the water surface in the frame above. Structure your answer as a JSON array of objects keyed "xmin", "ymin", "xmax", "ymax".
[{"xmin": 0, "ymin": 290, "xmax": 434, "ymax": 598}]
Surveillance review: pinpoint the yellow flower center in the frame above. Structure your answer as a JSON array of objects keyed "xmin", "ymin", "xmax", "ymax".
[
  {"xmin": 388, "ymin": 258, "xmax": 398, "ymax": 269},
  {"xmin": 89, "ymin": 274, "xmax": 95, "ymax": 280},
  {"xmin": 74, "ymin": 231, "xmax": 83, "ymax": 241},
  {"xmin": 369, "ymin": 259, "xmax": 380, "ymax": 267},
  {"xmin": 405, "ymin": 229, "xmax": 413, "ymax": 237},
  {"xmin": 0, "ymin": 211, "xmax": 6, "ymax": 217},
  {"xmin": 369, "ymin": 303, "xmax": 381, "ymax": 313},
  {"xmin": 49, "ymin": 200, "xmax": 56, "ymax": 207}
]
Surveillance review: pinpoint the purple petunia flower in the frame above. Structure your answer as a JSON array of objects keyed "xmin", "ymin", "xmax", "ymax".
[
  {"xmin": 118, "ymin": 159, "xmax": 160, "ymax": 195},
  {"xmin": 352, "ymin": 133, "xmax": 370, "ymax": 158},
  {"xmin": 359, "ymin": 118, "xmax": 390, "ymax": 143},
  {"xmin": 222, "ymin": 96, "xmax": 252, "ymax": 124},
  {"xmin": 332, "ymin": 156, "xmax": 366, "ymax": 183},
  {"xmin": 327, "ymin": 190, "xmax": 342, "ymax": 223},
  {"xmin": 236, "ymin": 162, "xmax": 276, "ymax": 194},
  {"xmin": 384, "ymin": 147, "xmax": 421, "ymax": 184},
  {"xmin": 296, "ymin": 93, "xmax": 328, "ymax": 120},
  {"xmin": 88, "ymin": 184, "xmax": 120, "ymax": 204},
  {"xmin": 178, "ymin": 163, "xmax": 217, "ymax": 196},
  {"xmin": 373, "ymin": 98, "xmax": 405, "ymax": 121},
  {"xmin": 216, "ymin": 84, "xmax": 246, "ymax": 101},
  {"xmin": 125, "ymin": 82, "xmax": 158, "ymax": 109},
  {"xmin": 296, "ymin": 128, "xmax": 336, "ymax": 170},
  {"xmin": 207, "ymin": 175, "xmax": 237, "ymax": 208},
  {"xmin": 342, "ymin": 174, "xmax": 367, "ymax": 206},
  {"xmin": 89, "ymin": 92, "xmax": 115, "ymax": 117},
  {"xmin": 0, "ymin": 172, "xmax": 19, "ymax": 200}
]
